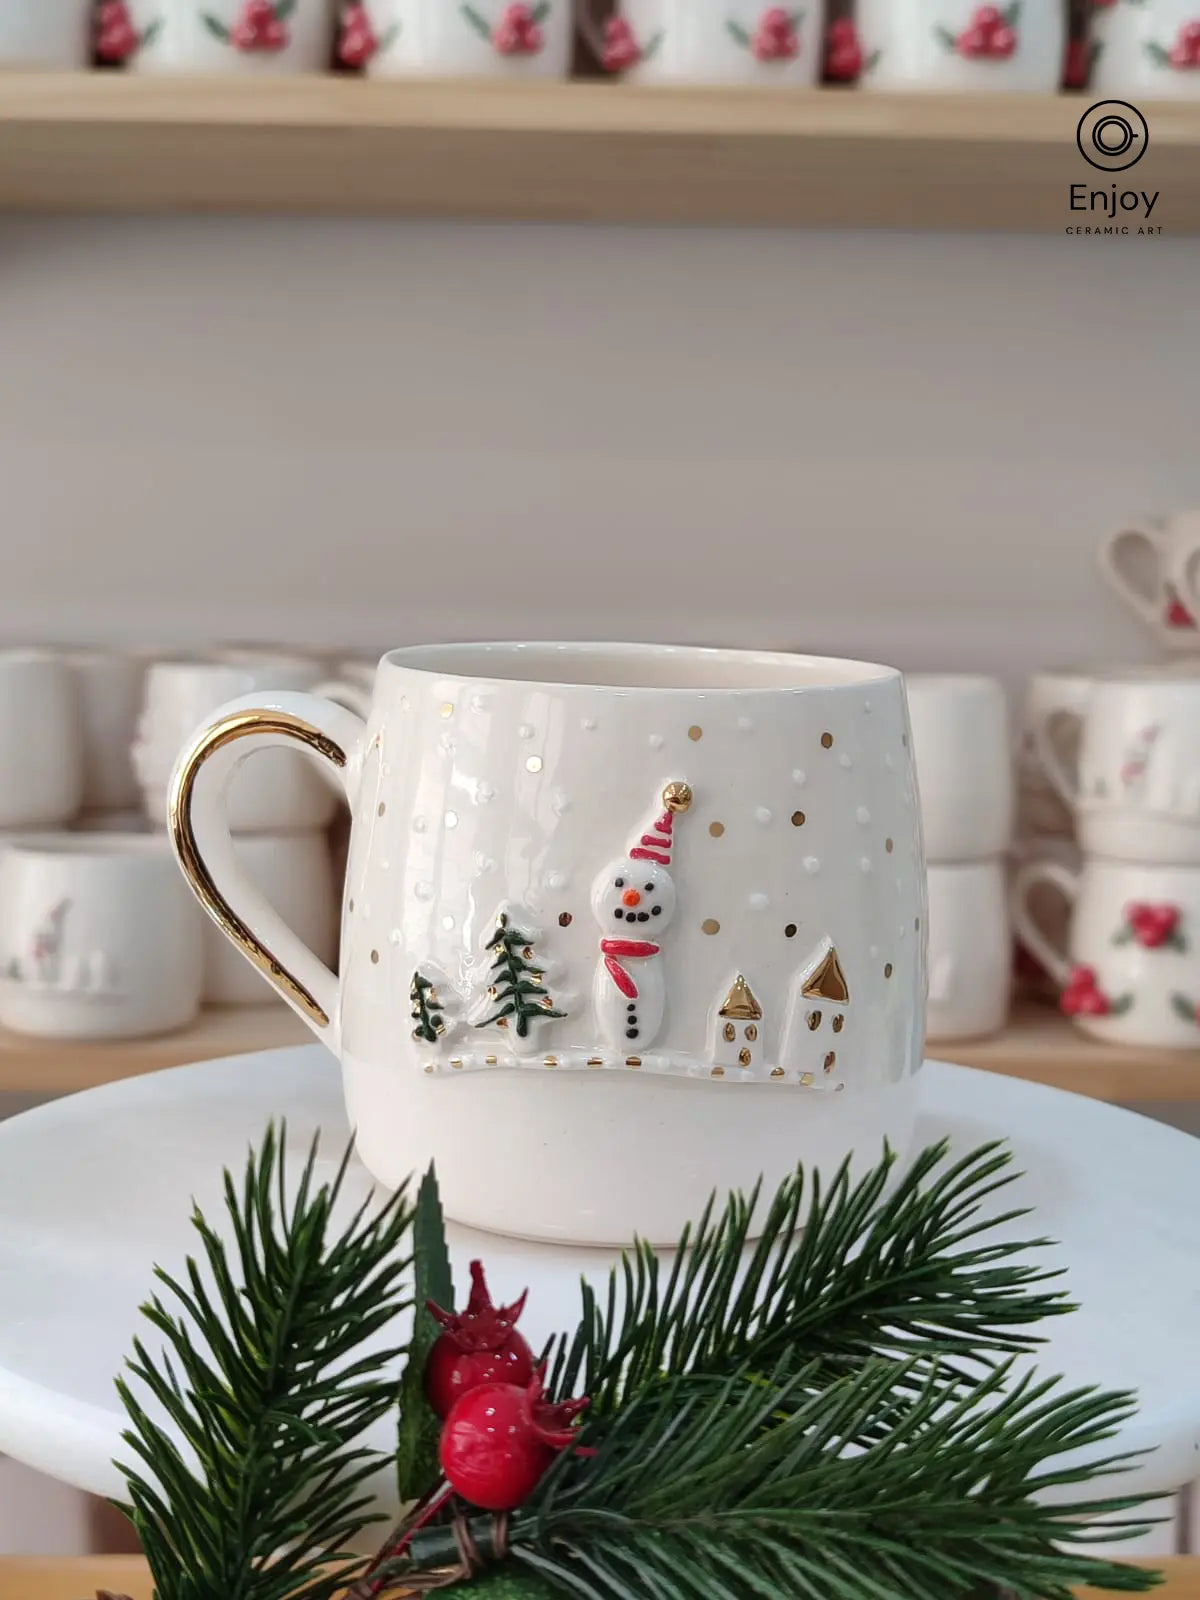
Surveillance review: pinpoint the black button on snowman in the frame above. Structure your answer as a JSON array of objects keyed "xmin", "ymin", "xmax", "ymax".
[{"xmin": 592, "ymin": 781, "xmax": 691, "ymax": 1052}]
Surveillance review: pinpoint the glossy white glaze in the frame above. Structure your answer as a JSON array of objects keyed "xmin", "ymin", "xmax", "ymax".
[{"xmin": 857, "ymin": 0, "xmax": 1065, "ymax": 90}]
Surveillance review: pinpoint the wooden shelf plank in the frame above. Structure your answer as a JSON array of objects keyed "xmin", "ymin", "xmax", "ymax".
[{"xmin": 1, "ymin": 74, "xmax": 1199, "ymax": 229}]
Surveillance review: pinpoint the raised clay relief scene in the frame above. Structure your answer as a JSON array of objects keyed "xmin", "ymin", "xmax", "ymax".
[{"xmin": 408, "ymin": 779, "xmax": 855, "ymax": 1089}]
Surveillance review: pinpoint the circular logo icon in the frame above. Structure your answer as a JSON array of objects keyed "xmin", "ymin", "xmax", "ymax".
[{"xmin": 1077, "ymin": 101, "xmax": 1149, "ymax": 171}]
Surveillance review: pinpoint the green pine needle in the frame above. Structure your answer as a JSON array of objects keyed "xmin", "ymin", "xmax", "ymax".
[
  {"xmin": 114, "ymin": 1122, "xmax": 415, "ymax": 1600},
  {"xmin": 545, "ymin": 1140, "xmax": 1071, "ymax": 1415}
]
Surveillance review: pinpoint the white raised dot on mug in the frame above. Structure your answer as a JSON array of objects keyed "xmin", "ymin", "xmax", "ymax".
[
  {"xmin": 856, "ymin": 806, "xmax": 871, "ymax": 824},
  {"xmin": 749, "ymin": 891, "xmax": 770, "ymax": 910},
  {"xmin": 648, "ymin": 733, "xmax": 664, "ymax": 750},
  {"xmin": 547, "ymin": 870, "xmax": 568, "ymax": 890},
  {"xmin": 860, "ymin": 857, "xmax": 872, "ymax": 873},
  {"xmin": 525, "ymin": 755, "xmax": 543, "ymax": 773},
  {"xmin": 475, "ymin": 781, "xmax": 495, "ymax": 805},
  {"xmin": 445, "ymin": 810, "xmax": 459, "ymax": 829},
  {"xmin": 804, "ymin": 856, "xmax": 821, "ymax": 875},
  {"xmin": 439, "ymin": 702, "xmax": 454, "ymax": 718},
  {"xmin": 413, "ymin": 816, "xmax": 427, "ymax": 833},
  {"xmin": 414, "ymin": 882, "xmax": 433, "ymax": 902},
  {"xmin": 755, "ymin": 806, "xmax": 772, "ymax": 825},
  {"xmin": 518, "ymin": 723, "xmax": 535, "ymax": 740},
  {"xmin": 441, "ymin": 915, "xmax": 455, "ymax": 931},
  {"xmin": 839, "ymin": 752, "xmax": 853, "ymax": 769},
  {"xmin": 582, "ymin": 717, "xmax": 598, "ymax": 731},
  {"xmin": 737, "ymin": 716, "xmax": 754, "ymax": 733},
  {"xmin": 792, "ymin": 768, "xmax": 807, "ymax": 786}
]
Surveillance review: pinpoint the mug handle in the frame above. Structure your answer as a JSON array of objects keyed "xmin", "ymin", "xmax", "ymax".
[
  {"xmin": 574, "ymin": 0, "xmax": 641, "ymax": 71},
  {"xmin": 1011, "ymin": 860, "xmax": 1078, "ymax": 989},
  {"xmin": 168, "ymin": 691, "xmax": 367, "ymax": 1049},
  {"xmin": 1028, "ymin": 698, "xmax": 1086, "ymax": 811},
  {"xmin": 1097, "ymin": 523, "xmax": 1163, "ymax": 631}
]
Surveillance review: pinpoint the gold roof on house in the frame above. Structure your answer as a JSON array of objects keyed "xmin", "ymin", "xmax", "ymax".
[
  {"xmin": 801, "ymin": 946, "xmax": 850, "ymax": 1004},
  {"xmin": 719, "ymin": 974, "xmax": 763, "ymax": 1021}
]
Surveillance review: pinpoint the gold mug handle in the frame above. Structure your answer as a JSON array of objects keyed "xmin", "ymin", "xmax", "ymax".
[{"xmin": 168, "ymin": 691, "xmax": 367, "ymax": 1044}]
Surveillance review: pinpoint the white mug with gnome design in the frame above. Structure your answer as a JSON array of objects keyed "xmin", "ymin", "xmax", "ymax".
[
  {"xmin": 576, "ymin": 0, "xmax": 825, "ymax": 83},
  {"xmin": 856, "ymin": 0, "xmax": 1065, "ymax": 90},
  {"xmin": 169, "ymin": 641, "xmax": 925, "ymax": 1247}
]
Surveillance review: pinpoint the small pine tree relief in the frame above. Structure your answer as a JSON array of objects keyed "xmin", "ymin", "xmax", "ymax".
[
  {"xmin": 411, "ymin": 970, "xmax": 449, "ymax": 1045},
  {"xmin": 474, "ymin": 913, "xmax": 566, "ymax": 1053}
]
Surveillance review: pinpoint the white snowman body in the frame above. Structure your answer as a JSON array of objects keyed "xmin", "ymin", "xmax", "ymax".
[{"xmin": 592, "ymin": 853, "xmax": 677, "ymax": 1051}]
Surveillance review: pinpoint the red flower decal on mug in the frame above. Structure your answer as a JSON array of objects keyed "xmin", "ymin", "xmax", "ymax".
[
  {"xmin": 95, "ymin": 0, "xmax": 163, "ymax": 59},
  {"xmin": 1147, "ymin": 19, "xmax": 1200, "ymax": 67},
  {"xmin": 1163, "ymin": 584, "xmax": 1196, "ymax": 627},
  {"xmin": 600, "ymin": 14, "xmax": 661, "ymax": 70},
  {"xmin": 335, "ymin": 0, "xmax": 397, "ymax": 65},
  {"xmin": 1116, "ymin": 902, "xmax": 1186, "ymax": 952},
  {"xmin": 462, "ymin": 0, "xmax": 549, "ymax": 54},
  {"xmin": 1060, "ymin": 964, "xmax": 1132, "ymax": 1018},
  {"xmin": 727, "ymin": 7, "xmax": 804, "ymax": 61},
  {"xmin": 936, "ymin": 1, "xmax": 1020, "ymax": 59},
  {"xmin": 202, "ymin": 0, "xmax": 294, "ymax": 51}
]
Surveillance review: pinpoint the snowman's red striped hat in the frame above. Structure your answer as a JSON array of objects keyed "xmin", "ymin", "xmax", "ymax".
[{"xmin": 631, "ymin": 809, "xmax": 676, "ymax": 866}]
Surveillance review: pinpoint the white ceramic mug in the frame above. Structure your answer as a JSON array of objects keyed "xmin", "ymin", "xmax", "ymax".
[
  {"xmin": 62, "ymin": 648, "xmax": 147, "ymax": 815},
  {"xmin": 905, "ymin": 674, "xmax": 1013, "ymax": 862},
  {"xmin": 1092, "ymin": 0, "xmax": 1200, "ymax": 98},
  {"xmin": 1032, "ymin": 669, "xmax": 1200, "ymax": 864},
  {"xmin": 203, "ymin": 831, "xmax": 338, "ymax": 1006},
  {"xmin": 1013, "ymin": 855, "xmax": 1200, "ymax": 1047},
  {"xmin": 1099, "ymin": 514, "xmax": 1200, "ymax": 652},
  {"xmin": 351, "ymin": 0, "xmax": 570, "ymax": 76},
  {"xmin": 135, "ymin": 656, "xmax": 338, "ymax": 834},
  {"xmin": 106, "ymin": 0, "xmax": 336, "ymax": 69},
  {"xmin": 169, "ymin": 641, "xmax": 926, "ymax": 1247},
  {"xmin": 577, "ymin": 0, "xmax": 825, "ymax": 84},
  {"xmin": 925, "ymin": 860, "xmax": 1010, "ymax": 1042},
  {"xmin": 0, "ymin": 0, "xmax": 90, "ymax": 63},
  {"xmin": 0, "ymin": 835, "xmax": 202, "ymax": 1039},
  {"xmin": 856, "ymin": 0, "xmax": 1066, "ymax": 90},
  {"xmin": 0, "ymin": 652, "xmax": 83, "ymax": 830}
]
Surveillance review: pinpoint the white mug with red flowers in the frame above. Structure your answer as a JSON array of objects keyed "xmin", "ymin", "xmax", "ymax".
[
  {"xmin": 99, "ymin": 0, "xmax": 336, "ymax": 70},
  {"xmin": 856, "ymin": 0, "xmax": 1066, "ymax": 89},
  {"xmin": 0, "ymin": 0, "xmax": 90, "ymax": 63},
  {"xmin": 1013, "ymin": 856, "xmax": 1200, "ymax": 1048},
  {"xmin": 1099, "ymin": 513, "xmax": 1200, "ymax": 653},
  {"xmin": 344, "ymin": 0, "xmax": 570, "ymax": 76},
  {"xmin": 577, "ymin": 0, "xmax": 826, "ymax": 84},
  {"xmin": 1092, "ymin": 0, "xmax": 1200, "ymax": 97}
]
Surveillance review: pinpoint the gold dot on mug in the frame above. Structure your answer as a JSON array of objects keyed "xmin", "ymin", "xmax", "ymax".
[
  {"xmin": 440, "ymin": 702, "xmax": 454, "ymax": 718},
  {"xmin": 558, "ymin": 912, "xmax": 572, "ymax": 927},
  {"xmin": 821, "ymin": 732, "xmax": 833, "ymax": 749},
  {"xmin": 688, "ymin": 725, "xmax": 703, "ymax": 741},
  {"xmin": 377, "ymin": 801, "xmax": 386, "ymax": 817},
  {"xmin": 702, "ymin": 918, "xmax": 720, "ymax": 935},
  {"xmin": 885, "ymin": 837, "xmax": 894, "ymax": 853},
  {"xmin": 884, "ymin": 962, "xmax": 893, "ymax": 978},
  {"xmin": 824, "ymin": 1051, "xmax": 836, "ymax": 1073},
  {"xmin": 370, "ymin": 949, "xmax": 379, "ymax": 965},
  {"xmin": 791, "ymin": 810, "xmax": 806, "ymax": 827},
  {"xmin": 709, "ymin": 821, "xmax": 725, "ymax": 837}
]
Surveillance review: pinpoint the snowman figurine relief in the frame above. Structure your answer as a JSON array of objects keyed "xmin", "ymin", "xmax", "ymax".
[{"xmin": 591, "ymin": 781, "xmax": 691, "ymax": 1053}]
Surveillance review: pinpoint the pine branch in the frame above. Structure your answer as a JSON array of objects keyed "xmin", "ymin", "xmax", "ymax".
[
  {"xmin": 410, "ymin": 1357, "xmax": 1159, "ymax": 1600},
  {"xmin": 396, "ymin": 1165, "xmax": 454, "ymax": 1502},
  {"xmin": 545, "ymin": 1141, "xmax": 1071, "ymax": 1415},
  {"xmin": 114, "ymin": 1122, "xmax": 415, "ymax": 1600}
]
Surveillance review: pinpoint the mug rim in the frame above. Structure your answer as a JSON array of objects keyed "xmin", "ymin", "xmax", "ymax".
[{"xmin": 379, "ymin": 640, "xmax": 898, "ymax": 694}]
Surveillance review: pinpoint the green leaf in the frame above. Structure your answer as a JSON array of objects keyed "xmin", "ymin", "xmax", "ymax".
[
  {"xmin": 1170, "ymin": 931, "xmax": 1188, "ymax": 952},
  {"xmin": 642, "ymin": 27, "xmax": 663, "ymax": 60},
  {"xmin": 395, "ymin": 1165, "xmax": 453, "ymax": 1504},
  {"xmin": 1109, "ymin": 993, "xmax": 1134, "ymax": 1016},
  {"xmin": 528, "ymin": 1, "xmax": 550, "ymax": 21},
  {"xmin": 1112, "ymin": 927, "xmax": 1132, "ymax": 945},
  {"xmin": 864, "ymin": 46, "xmax": 881, "ymax": 70},
  {"xmin": 461, "ymin": 2, "xmax": 492, "ymax": 39},
  {"xmin": 1145, "ymin": 39, "xmax": 1170, "ymax": 62},
  {"xmin": 274, "ymin": 0, "xmax": 298, "ymax": 17},
  {"xmin": 139, "ymin": 16, "xmax": 163, "ymax": 47},
  {"xmin": 1002, "ymin": 0, "xmax": 1021, "ymax": 26},
  {"xmin": 789, "ymin": 9, "xmax": 805, "ymax": 26},
  {"xmin": 378, "ymin": 21, "xmax": 399, "ymax": 48},
  {"xmin": 726, "ymin": 18, "xmax": 752, "ymax": 46},
  {"xmin": 201, "ymin": 11, "xmax": 230, "ymax": 40},
  {"xmin": 933, "ymin": 22, "xmax": 957, "ymax": 49},
  {"xmin": 1171, "ymin": 992, "xmax": 1196, "ymax": 1022}
]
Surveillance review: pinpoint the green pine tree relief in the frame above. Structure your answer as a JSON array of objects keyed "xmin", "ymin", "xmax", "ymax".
[
  {"xmin": 475, "ymin": 914, "xmax": 566, "ymax": 1040},
  {"xmin": 411, "ymin": 971, "xmax": 447, "ymax": 1045}
]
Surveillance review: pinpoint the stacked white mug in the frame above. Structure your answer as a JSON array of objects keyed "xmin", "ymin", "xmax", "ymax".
[
  {"xmin": 906, "ymin": 675, "xmax": 1014, "ymax": 1042},
  {"xmin": 1014, "ymin": 665, "xmax": 1200, "ymax": 1049}
]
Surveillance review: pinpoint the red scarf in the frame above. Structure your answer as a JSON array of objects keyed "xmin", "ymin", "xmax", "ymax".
[{"xmin": 599, "ymin": 937, "xmax": 660, "ymax": 999}]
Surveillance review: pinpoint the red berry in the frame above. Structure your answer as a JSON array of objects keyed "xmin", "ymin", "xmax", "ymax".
[
  {"xmin": 493, "ymin": 0, "xmax": 542, "ymax": 53},
  {"xmin": 825, "ymin": 20, "xmax": 863, "ymax": 78},
  {"xmin": 425, "ymin": 1260, "xmax": 535, "ymax": 1420},
  {"xmin": 337, "ymin": 3, "xmax": 378, "ymax": 64},
  {"xmin": 1063, "ymin": 35, "xmax": 1087, "ymax": 86},
  {"xmin": 957, "ymin": 23, "xmax": 991, "ymax": 56},
  {"xmin": 440, "ymin": 1371, "xmax": 588, "ymax": 1512},
  {"xmin": 602, "ymin": 14, "xmax": 640, "ymax": 69},
  {"xmin": 988, "ymin": 24, "xmax": 1016, "ymax": 56},
  {"xmin": 972, "ymin": 3, "xmax": 1004, "ymax": 33},
  {"xmin": 1181, "ymin": 19, "xmax": 1200, "ymax": 47}
]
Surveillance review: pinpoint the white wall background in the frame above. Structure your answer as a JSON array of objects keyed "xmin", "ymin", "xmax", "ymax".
[{"xmin": 2, "ymin": 216, "xmax": 1198, "ymax": 684}]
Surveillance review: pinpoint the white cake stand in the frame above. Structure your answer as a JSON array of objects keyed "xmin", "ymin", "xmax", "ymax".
[{"xmin": 0, "ymin": 1047, "xmax": 1196, "ymax": 1521}]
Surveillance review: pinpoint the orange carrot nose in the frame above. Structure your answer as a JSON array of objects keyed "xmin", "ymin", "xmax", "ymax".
[{"xmin": 622, "ymin": 889, "xmax": 642, "ymax": 907}]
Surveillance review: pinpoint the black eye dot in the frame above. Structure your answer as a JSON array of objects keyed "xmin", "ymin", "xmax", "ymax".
[
  {"xmin": 644, "ymin": 883, "xmax": 654, "ymax": 893},
  {"xmin": 614, "ymin": 877, "xmax": 624, "ymax": 888},
  {"xmin": 651, "ymin": 906, "xmax": 661, "ymax": 916}
]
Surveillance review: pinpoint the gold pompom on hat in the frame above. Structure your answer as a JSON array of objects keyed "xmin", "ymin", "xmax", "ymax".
[{"xmin": 630, "ymin": 781, "xmax": 692, "ymax": 865}]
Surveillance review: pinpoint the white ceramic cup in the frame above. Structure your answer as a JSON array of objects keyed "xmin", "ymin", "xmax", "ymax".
[
  {"xmin": 577, "ymin": 0, "xmax": 825, "ymax": 84},
  {"xmin": 1092, "ymin": 0, "xmax": 1200, "ymax": 99},
  {"xmin": 856, "ymin": 0, "xmax": 1066, "ymax": 90},
  {"xmin": 204, "ymin": 831, "xmax": 338, "ymax": 1006},
  {"xmin": 109, "ymin": 0, "xmax": 336, "ymax": 70},
  {"xmin": 1099, "ymin": 514, "xmax": 1200, "ymax": 652},
  {"xmin": 905, "ymin": 674, "xmax": 1013, "ymax": 862},
  {"xmin": 354, "ymin": 0, "xmax": 570, "ymax": 77},
  {"xmin": 135, "ymin": 656, "xmax": 338, "ymax": 834},
  {"xmin": 168, "ymin": 640, "xmax": 926, "ymax": 1247},
  {"xmin": 0, "ymin": 835, "xmax": 203, "ymax": 1039},
  {"xmin": 0, "ymin": 651, "xmax": 83, "ymax": 830},
  {"xmin": 62, "ymin": 649, "xmax": 147, "ymax": 814},
  {"xmin": 0, "ymin": 0, "xmax": 90, "ymax": 63},
  {"xmin": 1013, "ymin": 855, "xmax": 1200, "ymax": 1048},
  {"xmin": 1032, "ymin": 669, "xmax": 1200, "ymax": 864},
  {"xmin": 925, "ymin": 860, "xmax": 1010, "ymax": 1042}
]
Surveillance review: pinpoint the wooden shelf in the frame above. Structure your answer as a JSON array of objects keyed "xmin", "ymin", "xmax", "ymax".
[
  {"xmin": 2, "ymin": 74, "xmax": 1200, "ymax": 229},
  {"xmin": 0, "ymin": 997, "xmax": 1195, "ymax": 1102}
]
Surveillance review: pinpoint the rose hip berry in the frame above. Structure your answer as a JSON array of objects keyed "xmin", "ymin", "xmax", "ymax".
[
  {"xmin": 95, "ymin": 0, "xmax": 140, "ymax": 60},
  {"xmin": 753, "ymin": 5, "xmax": 800, "ymax": 59},
  {"xmin": 602, "ymin": 14, "xmax": 641, "ymax": 70},
  {"xmin": 231, "ymin": 0, "xmax": 287, "ymax": 51},
  {"xmin": 425, "ymin": 1260, "xmax": 535, "ymax": 1420},
  {"xmin": 825, "ymin": 17, "xmax": 864, "ymax": 79},
  {"xmin": 493, "ymin": 2, "xmax": 543, "ymax": 54},
  {"xmin": 337, "ymin": 1, "xmax": 378, "ymax": 64},
  {"xmin": 439, "ymin": 1371, "xmax": 589, "ymax": 1512}
]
